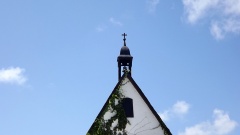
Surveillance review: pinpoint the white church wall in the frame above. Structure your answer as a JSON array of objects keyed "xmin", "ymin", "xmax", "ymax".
[{"xmin": 104, "ymin": 77, "xmax": 165, "ymax": 135}]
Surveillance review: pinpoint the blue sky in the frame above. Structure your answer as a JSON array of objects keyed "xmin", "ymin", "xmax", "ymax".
[{"xmin": 0, "ymin": 0, "xmax": 239, "ymax": 135}]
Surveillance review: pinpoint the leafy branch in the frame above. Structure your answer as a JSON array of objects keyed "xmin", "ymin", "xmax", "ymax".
[{"xmin": 87, "ymin": 71, "xmax": 129, "ymax": 135}]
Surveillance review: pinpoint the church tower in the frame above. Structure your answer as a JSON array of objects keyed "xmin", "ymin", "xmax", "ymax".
[
  {"xmin": 87, "ymin": 33, "xmax": 172, "ymax": 135},
  {"xmin": 117, "ymin": 33, "xmax": 133, "ymax": 80}
]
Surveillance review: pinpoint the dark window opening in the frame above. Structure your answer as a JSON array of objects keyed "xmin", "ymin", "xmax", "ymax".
[{"xmin": 122, "ymin": 98, "xmax": 134, "ymax": 117}]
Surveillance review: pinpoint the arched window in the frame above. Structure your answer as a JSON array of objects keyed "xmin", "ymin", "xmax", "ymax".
[{"xmin": 122, "ymin": 98, "xmax": 134, "ymax": 117}]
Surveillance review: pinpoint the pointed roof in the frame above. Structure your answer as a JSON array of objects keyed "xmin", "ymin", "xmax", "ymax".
[{"xmin": 87, "ymin": 72, "xmax": 172, "ymax": 135}]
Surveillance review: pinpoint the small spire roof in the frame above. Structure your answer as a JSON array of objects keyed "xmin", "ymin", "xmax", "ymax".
[{"xmin": 119, "ymin": 33, "xmax": 131, "ymax": 56}]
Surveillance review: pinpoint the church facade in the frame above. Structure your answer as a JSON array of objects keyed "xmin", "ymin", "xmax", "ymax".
[{"xmin": 87, "ymin": 33, "xmax": 171, "ymax": 135}]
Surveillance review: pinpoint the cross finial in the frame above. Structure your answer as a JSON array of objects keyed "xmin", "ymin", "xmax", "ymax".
[{"xmin": 122, "ymin": 33, "xmax": 127, "ymax": 46}]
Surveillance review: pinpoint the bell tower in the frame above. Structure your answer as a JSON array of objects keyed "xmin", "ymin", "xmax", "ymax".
[{"xmin": 117, "ymin": 33, "xmax": 133, "ymax": 80}]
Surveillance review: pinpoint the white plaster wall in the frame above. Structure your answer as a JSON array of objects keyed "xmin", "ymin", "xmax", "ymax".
[{"xmin": 104, "ymin": 78, "xmax": 165, "ymax": 135}]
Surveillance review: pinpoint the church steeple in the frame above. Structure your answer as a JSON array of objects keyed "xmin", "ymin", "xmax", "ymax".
[
  {"xmin": 88, "ymin": 33, "xmax": 172, "ymax": 135},
  {"xmin": 117, "ymin": 33, "xmax": 133, "ymax": 81}
]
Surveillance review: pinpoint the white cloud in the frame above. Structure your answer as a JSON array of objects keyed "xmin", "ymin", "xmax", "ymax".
[
  {"xmin": 223, "ymin": 17, "xmax": 240, "ymax": 34},
  {"xmin": 160, "ymin": 110, "xmax": 170, "ymax": 121},
  {"xmin": 159, "ymin": 101, "xmax": 190, "ymax": 121},
  {"xmin": 210, "ymin": 18, "xmax": 240, "ymax": 39},
  {"xmin": 223, "ymin": 0, "xmax": 240, "ymax": 15},
  {"xmin": 96, "ymin": 17, "xmax": 123, "ymax": 32},
  {"xmin": 182, "ymin": 0, "xmax": 240, "ymax": 40},
  {"xmin": 109, "ymin": 17, "xmax": 123, "ymax": 26},
  {"xmin": 182, "ymin": 0, "xmax": 219, "ymax": 24},
  {"xmin": 210, "ymin": 21, "xmax": 224, "ymax": 40},
  {"xmin": 0, "ymin": 67, "xmax": 27, "ymax": 85},
  {"xmin": 146, "ymin": 0, "xmax": 160, "ymax": 13},
  {"xmin": 173, "ymin": 101, "xmax": 190, "ymax": 114},
  {"xmin": 179, "ymin": 109, "xmax": 238, "ymax": 135}
]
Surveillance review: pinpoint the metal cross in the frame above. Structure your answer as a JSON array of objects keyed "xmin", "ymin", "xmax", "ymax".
[{"xmin": 122, "ymin": 33, "xmax": 127, "ymax": 46}]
